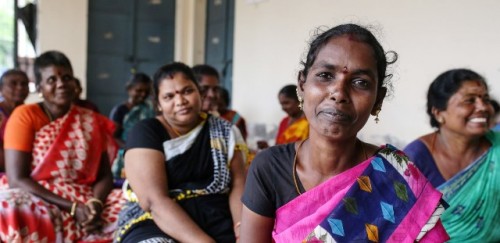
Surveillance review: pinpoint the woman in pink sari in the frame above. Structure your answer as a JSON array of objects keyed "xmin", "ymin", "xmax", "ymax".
[
  {"xmin": 0, "ymin": 51, "xmax": 123, "ymax": 242},
  {"xmin": 240, "ymin": 24, "xmax": 450, "ymax": 243}
]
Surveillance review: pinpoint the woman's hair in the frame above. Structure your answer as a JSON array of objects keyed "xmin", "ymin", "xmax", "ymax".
[
  {"xmin": 492, "ymin": 99, "xmax": 500, "ymax": 114},
  {"xmin": 0, "ymin": 69, "xmax": 28, "ymax": 88},
  {"xmin": 125, "ymin": 72, "xmax": 152, "ymax": 97},
  {"xmin": 218, "ymin": 87, "xmax": 231, "ymax": 106},
  {"xmin": 152, "ymin": 62, "xmax": 199, "ymax": 108},
  {"xmin": 278, "ymin": 84, "xmax": 299, "ymax": 102},
  {"xmin": 426, "ymin": 68, "xmax": 488, "ymax": 128},
  {"xmin": 299, "ymin": 23, "xmax": 397, "ymax": 92},
  {"xmin": 34, "ymin": 50, "xmax": 73, "ymax": 86},
  {"xmin": 192, "ymin": 64, "xmax": 220, "ymax": 83}
]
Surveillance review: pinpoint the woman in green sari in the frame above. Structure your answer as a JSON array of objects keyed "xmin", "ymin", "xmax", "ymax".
[
  {"xmin": 404, "ymin": 69, "xmax": 499, "ymax": 242},
  {"xmin": 109, "ymin": 73, "xmax": 155, "ymax": 183}
]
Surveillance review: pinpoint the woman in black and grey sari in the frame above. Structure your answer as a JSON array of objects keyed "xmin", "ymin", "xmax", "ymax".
[{"xmin": 114, "ymin": 62, "xmax": 247, "ymax": 243}]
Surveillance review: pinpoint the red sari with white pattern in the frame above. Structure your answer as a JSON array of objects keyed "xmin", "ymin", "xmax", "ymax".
[{"xmin": 0, "ymin": 106, "xmax": 124, "ymax": 242}]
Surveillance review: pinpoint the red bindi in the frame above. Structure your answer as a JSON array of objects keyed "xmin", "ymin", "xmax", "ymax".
[{"xmin": 342, "ymin": 66, "xmax": 349, "ymax": 74}]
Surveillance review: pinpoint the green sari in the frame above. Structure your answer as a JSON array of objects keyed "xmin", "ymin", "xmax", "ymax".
[
  {"xmin": 438, "ymin": 131, "xmax": 499, "ymax": 242},
  {"xmin": 111, "ymin": 102, "xmax": 155, "ymax": 179}
]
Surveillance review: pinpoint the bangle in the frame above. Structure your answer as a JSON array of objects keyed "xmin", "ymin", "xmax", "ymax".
[
  {"xmin": 70, "ymin": 202, "xmax": 78, "ymax": 218},
  {"xmin": 86, "ymin": 198, "xmax": 104, "ymax": 208}
]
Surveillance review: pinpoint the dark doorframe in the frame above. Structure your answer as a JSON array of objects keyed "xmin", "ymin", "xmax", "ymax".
[
  {"xmin": 205, "ymin": 0, "xmax": 235, "ymax": 96},
  {"xmin": 87, "ymin": 0, "xmax": 175, "ymax": 115}
]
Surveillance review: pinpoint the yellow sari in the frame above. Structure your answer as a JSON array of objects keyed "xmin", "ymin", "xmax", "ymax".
[{"xmin": 276, "ymin": 116, "xmax": 309, "ymax": 145}]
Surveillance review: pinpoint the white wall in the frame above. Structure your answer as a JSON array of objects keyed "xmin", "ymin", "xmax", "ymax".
[
  {"xmin": 34, "ymin": 0, "xmax": 500, "ymax": 146},
  {"xmin": 233, "ymin": 0, "xmax": 500, "ymax": 147},
  {"xmin": 34, "ymin": 0, "xmax": 88, "ymax": 101}
]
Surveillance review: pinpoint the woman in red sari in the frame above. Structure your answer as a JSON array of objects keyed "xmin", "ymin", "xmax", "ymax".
[{"xmin": 0, "ymin": 51, "xmax": 123, "ymax": 242}]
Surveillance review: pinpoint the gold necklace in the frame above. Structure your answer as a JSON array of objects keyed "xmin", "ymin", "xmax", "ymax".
[
  {"xmin": 293, "ymin": 139, "xmax": 368, "ymax": 195},
  {"xmin": 41, "ymin": 103, "xmax": 54, "ymax": 121},
  {"xmin": 292, "ymin": 139, "xmax": 307, "ymax": 195},
  {"xmin": 161, "ymin": 116, "xmax": 182, "ymax": 137}
]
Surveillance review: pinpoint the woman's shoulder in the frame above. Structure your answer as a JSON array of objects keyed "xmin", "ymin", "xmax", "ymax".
[
  {"xmin": 279, "ymin": 116, "xmax": 289, "ymax": 125},
  {"xmin": 132, "ymin": 118, "xmax": 164, "ymax": 131},
  {"xmin": 12, "ymin": 103, "xmax": 41, "ymax": 114},
  {"xmin": 10, "ymin": 103, "xmax": 46, "ymax": 123},
  {"xmin": 250, "ymin": 143, "xmax": 295, "ymax": 171},
  {"xmin": 244, "ymin": 143, "xmax": 298, "ymax": 215},
  {"xmin": 126, "ymin": 117, "xmax": 166, "ymax": 140},
  {"xmin": 207, "ymin": 114, "xmax": 237, "ymax": 136},
  {"xmin": 486, "ymin": 130, "xmax": 500, "ymax": 146},
  {"xmin": 126, "ymin": 118, "xmax": 169, "ymax": 151},
  {"xmin": 402, "ymin": 134, "xmax": 434, "ymax": 160},
  {"xmin": 403, "ymin": 139, "xmax": 428, "ymax": 155},
  {"xmin": 376, "ymin": 144, "xmax": 410, "ymax": 163},
  {"xmin": 109, "ymin": 103, "xmax": 129, "ymax": 117},
  {"xmin": 209, "ymin": 114, "xmax": 232, "ymax": 126},
  {"xmin": 377, "ymin": 142, "xmax": 445, "ymax": 186},
  {"xmin": 112, "ymin": 102, "xmax": 128, "ymax": 109}
]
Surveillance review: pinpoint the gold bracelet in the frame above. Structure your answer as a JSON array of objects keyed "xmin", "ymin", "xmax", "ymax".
[
  {"xmin": 86, "ymin": 198, "xmax": 104, "ymax": 208},
  {"xmin": 70, "ymin": 202, "xmax": 78, "ymax": 218}
]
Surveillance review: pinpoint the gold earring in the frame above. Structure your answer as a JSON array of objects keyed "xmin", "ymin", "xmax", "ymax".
[
  {"xmin": 437, "ymin": 117, "xmax": 444, "ymax": 124},
  {"xmin": 374, "ymin": 109, "xmax": 381, "ymax": 124},
  {"xmin": 296, "ymin": 88, "xmax": 304, "ymax": 110},
  {"xmin": 298, "ymin": 97, "xmax": 304, "ymax": 110}
]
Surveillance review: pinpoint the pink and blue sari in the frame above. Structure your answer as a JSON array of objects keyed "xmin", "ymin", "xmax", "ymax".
[{"xmin": 273, "ymin": 145, "xmax": 449, "ymax": 243}]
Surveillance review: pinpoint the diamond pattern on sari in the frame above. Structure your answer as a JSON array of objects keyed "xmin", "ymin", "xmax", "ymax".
[
  {"xmin": 327, "ymin": 218, "xmax": 345, "ymax": 236},
  {"xmin": 365, "ymin": 223, "xmax": 379, "ymax": 242},
  {"xmin": 302, "ymin": 146, "xmax": 420, "ymax": 243},
  {"xmin": 393, "ymin": 181, "xmax": 409, "ymax": 202},
  {"xmin": 342, "ymin": 197, "xmax": 358, "ymax": 215},
  {"xmin": 357, "ymin": 176, "xmax": 372, "ymax": 193},
  {"xmin": 371, "ymin": 157, "xmax": 386, "ymax": 172},
  {"xmin": 380, "ymin": 201, "xmax": 395, "ymax": 223}
]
